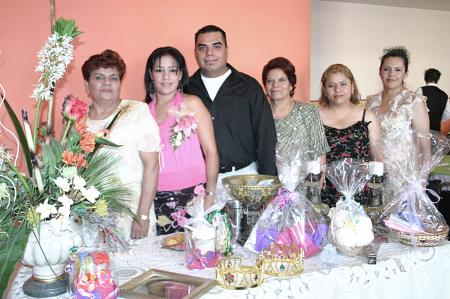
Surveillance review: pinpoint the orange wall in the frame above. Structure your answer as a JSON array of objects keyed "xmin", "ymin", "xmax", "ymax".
[{"xmin": 0, "ymin": 0, "xmax": 310, "ymax": 166}]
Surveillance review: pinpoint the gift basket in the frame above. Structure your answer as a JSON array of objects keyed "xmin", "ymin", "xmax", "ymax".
[
  {"xmin": 183, "ymin": 188, "xmax": 232, "ymax": 270},
  {"xmin": 67, "ymin": 223, "xmax": 120, "ymax": 298},
  {"xmin": 378, "ymin": 131, "xmax": 449, "ymax": 246},
  {"xmin": 326, "ymin": 158, "xmax": 374, "ymax": 256},
  {"xmin": 67, "ymin": 246, "xmax": 118, "ymax": 299},
  {"xmin": 244, "ymin": 142, "xmax": 328, "ymax": 259}
]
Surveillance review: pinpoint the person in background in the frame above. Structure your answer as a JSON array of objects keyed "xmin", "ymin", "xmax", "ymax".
[
  {"xmin": 262, "ymin": 56, "xmax": 329, "ymax": 174},
  {"xmin": 416, "ymin": 68, "xmax": 450, "ymax": 132},
  {"xmin": 185, "ymin": 25, "xmax": 277, "ymax": 189},
  {"xmin": 83, "ymin": 49, "xmax": 160, "ymax": 240},
  {"xmin": 319, "ymin": 63, "xmax": 382, "ymax": 207},
  {"xmin": 144, "ymin": 46, "xmax": 218, "ymax": 235},
  {"xmin": 367, "ymin": 46, "xmax": 429, "ymax": 203}
]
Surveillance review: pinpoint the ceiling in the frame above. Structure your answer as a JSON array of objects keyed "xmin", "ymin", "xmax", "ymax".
[{"xmin": 316, "ymin": 0, "xmax": 450, "ymax": 11}]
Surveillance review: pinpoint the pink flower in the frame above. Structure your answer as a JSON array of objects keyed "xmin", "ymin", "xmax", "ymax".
[
  {"xmin": 170, "ymin": 209, "xmax": 188, "ymax": 228},
  {"xmin": 169, "ymin": 104, "xmax": 199, "ymax": 149},
  {"xmin": 177, "ymin": 216, "xmax": 188, "ymax": 227},
  {"xmin": 62, "ymin": 94, "xmax": 88, "ymax": 121},
  {"xmin": 194, "ymin": 185, "xmax": 205, "ymax": 196},
  {"xmin": 166, "ymin": 201, "xmax": 177, "ymax": 209},
  {"xmin": 174, "ymin": 114, "xmax": 198, "ymax": 137}
]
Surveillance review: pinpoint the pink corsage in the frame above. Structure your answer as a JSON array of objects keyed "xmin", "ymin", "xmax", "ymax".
[
  {"xmin": 170, "ymin": 209, "xmax": 188, "ymax": 228},
  {"xmin": 168, "ymin": 103, "xmax": 198, "ymax": 149}
]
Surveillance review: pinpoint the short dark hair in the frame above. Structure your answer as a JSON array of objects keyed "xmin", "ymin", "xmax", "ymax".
[
  {"xmin": 424, "ymin": 68, "xmax": 441, "ymax": 83},
  {"xmin": 144, "ymin": 46, "xmax": 189, "ymax": 103},
  {"xmin": 379, "ymin": 46, "xmax": 410, "ymax": 73},
  {"xmin": 195, "ymin": 25, "xmax": 227, "ymax": 47},
  {"xmin": 82, "ymin": 49, "xmax": 126, "ymax": 81},
  {"xmin": 262, "ymin": 57, "xmax": 297, "ymax": 97},
  {"xmin": 319, "ymin": 63, "xmax": 360, "ymax": 106}
]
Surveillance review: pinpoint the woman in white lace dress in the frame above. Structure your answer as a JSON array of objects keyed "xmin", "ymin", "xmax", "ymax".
[{"xmin": 366, "ymin": 47, "xmax": 430, "ymax": 203}]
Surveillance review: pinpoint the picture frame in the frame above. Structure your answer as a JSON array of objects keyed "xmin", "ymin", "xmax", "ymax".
[{"xmin": 120, "ymin": 269, "xmax": 216, "ymax": 299}]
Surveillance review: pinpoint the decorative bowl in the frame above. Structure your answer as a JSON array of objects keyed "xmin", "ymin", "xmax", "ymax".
[{"xmin": 222, "ymin": 175, "xmax": 281, "ymax": 209}]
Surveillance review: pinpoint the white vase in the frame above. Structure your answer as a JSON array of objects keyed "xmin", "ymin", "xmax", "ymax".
[{"xmin": 22, "ymin": 219, "xmax": 83, "ymax": 281}]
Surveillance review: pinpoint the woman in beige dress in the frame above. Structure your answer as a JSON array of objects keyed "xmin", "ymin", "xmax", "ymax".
[{"xmin": 83, "ymin": 49, "xmax": 160, "ymax": 240}]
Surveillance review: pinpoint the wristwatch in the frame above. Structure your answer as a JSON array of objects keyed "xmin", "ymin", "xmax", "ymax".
[{"xmin": 140, "ymin": 214, "xmax": 149, "ymax": 221}]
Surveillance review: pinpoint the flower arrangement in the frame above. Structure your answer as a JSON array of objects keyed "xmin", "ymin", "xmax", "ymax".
[
  {"xmin": 168, "ymin": 103, "xmax": 198, "ymax": 149},
  {"xmin": 0, "ymin": 18, "xmax": 133, "ymax": 297}
]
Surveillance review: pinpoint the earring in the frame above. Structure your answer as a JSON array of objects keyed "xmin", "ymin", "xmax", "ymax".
[{"xmin": 178, "ymin": 81, "xmax": 184, "ymax": 94}]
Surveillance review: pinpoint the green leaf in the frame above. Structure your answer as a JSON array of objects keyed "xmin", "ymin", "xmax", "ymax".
[
  {"xmin": 0, "ymin": 221, "xmax": 30, "ymax": 298},
  {"xmin": 52, "ymin": 18, "xmax": 82, "ymax": 38},
  {"xmin": 95, "ymin": 137, "xmax": 122, "ymax": 147},
  {"xmin": 2, "ymin": 97, "xmax": 33, "ymax": 176}
]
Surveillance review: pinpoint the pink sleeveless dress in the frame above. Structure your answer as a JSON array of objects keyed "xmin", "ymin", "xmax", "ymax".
[{"xmin": 149, "ymin": 92, "xmax": 206, "ymax": 191}]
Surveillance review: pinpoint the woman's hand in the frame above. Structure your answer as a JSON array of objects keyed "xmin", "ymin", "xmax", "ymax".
[
  {"xmin": 204, "ymin": 194, "xmax": 214, "ymax": 210},
  {"xmin": 131, "ymin": 218, "xmax": 150, "ymax": 239}
]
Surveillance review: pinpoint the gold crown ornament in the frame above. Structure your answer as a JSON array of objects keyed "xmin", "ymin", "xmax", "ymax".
[
  {"xmin": 260, "ymin": 243, "xmax": 304, "ymax": 277},
  {"xmin": 216, "ymin": 256, "xmax": 264, "ymax": 289}
]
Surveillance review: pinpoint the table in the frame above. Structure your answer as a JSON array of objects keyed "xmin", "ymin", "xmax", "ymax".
[{"xmin": 7, "ymin": 235, "xmax": 450, "ymax": 299}]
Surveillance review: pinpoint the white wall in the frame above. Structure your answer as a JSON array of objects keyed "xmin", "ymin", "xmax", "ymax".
[{"xmin": 311, "ymin": 1, "xmax": 450, "ymax": 100}]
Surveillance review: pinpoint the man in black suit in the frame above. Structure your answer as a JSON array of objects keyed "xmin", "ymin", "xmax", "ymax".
[{"xmin": 417, "ymin": 68, "xmax": 449, "ymax": 132}]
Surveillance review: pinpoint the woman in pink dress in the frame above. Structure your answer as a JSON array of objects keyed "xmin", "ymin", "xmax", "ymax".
[{"xmin": 144, "ymin": 47, "xmax": 219, "ymax": 235}]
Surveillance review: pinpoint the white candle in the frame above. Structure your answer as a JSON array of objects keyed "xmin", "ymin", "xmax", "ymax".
[
  {"xmin": 307, "ymin": 158, "xmax": 321, "ymax": 175},
  {"xmin": 369, "ymin": 161, "xmax": 384, "ymax": 176}
]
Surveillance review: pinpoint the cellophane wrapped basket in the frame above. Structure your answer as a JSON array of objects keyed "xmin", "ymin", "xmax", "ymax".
[
  {"xmin": 67, "ymin": 223, "xmax": 119, "ymax": 298},
  {"xmin": 183, "ymin": 192, "xmax": 231, "ymax": 269},
  {"xmin": 326, "ymin": 158, "xmax": 374, "ymax": 256},
  {"xmin": 244, "ymin": 142, "xmax": 328, "ymax": 258},
  {"xmin": 378, "ymin": 131, "xmax": 449, "ymax": 246}
]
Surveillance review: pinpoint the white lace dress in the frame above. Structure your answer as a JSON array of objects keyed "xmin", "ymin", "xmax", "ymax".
[
  {"xmin": 87, "ymin": 100, "xmax": 160, "ymax": 239},
  {"xmin": 366, "ymin": 89, "xmax": 426, "ymax": 203}
]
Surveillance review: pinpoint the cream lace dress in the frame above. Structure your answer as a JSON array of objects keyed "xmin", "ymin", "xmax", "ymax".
[
  {"xmin": 87, "ymin": 100, "xmax": 161, "ymax": 240},
  {"xmin": 366, "ymin": 89, "xmax": 426, "ymax": 203}
]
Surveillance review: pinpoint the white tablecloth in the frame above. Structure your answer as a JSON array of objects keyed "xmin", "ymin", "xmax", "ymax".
[{"xmin": 8, "ymin": 236, "xmax": 450, "ymax": 299}]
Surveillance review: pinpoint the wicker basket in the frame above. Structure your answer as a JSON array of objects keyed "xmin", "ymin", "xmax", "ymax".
[{"xmin": 395, "ymin": 226, "xmax": 449, "ymax": 247}]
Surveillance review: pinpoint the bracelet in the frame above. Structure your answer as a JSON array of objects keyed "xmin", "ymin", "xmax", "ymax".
[
  {"xmin": 139, "ymin": 214, "xmax": 149, "ymax": 221},
  {"xmin": 206, "ymin": 191, "xmax": 214, "ymax": 196}
]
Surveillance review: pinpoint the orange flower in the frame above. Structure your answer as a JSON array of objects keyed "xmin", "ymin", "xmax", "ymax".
[
  {"xmin": 75, "ymin": 119, "xmax": 87, "ymax": 134},
  {"xmin": 62, "ymin": 151, "xmax": 87, "ymax": 168},
  {"xmin": 80, "ymin": 132, "xmax": 96, "ymax": 153}
]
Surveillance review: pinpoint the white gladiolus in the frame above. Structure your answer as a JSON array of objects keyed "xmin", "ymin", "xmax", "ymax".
[
  {"xmin": 32, "ymin": 33, "xmax": 74, "ymax": 101},
  {"xmin": 54, "ymin": 177, "xmax": 71, "ymax": 192},
  {"xmin": 36, "ymin": 198, "xmax": 58, "ymax": 220},
  {"xmin": 81, "ymin": 186, "xmax": 101, "ymax": 203},
  {"xmin": 57, "ymin": 194, "xmax": 74, "ymax": 207},
  {"xmin": 58, "ymin": 204, "xmax": 71, "ymax": 223},
  {"xmin": 61, "ymin": 166, "xmax": 77, "ymax": 179},
  {"xmin": 72, "ymin": 175, "xmax": 86, "ymax": 190}
]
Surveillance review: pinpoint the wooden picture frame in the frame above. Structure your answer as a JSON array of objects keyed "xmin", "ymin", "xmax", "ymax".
[{"xmin": 120, "ymin": 269, "xmax": 216, "ymax": 299}]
